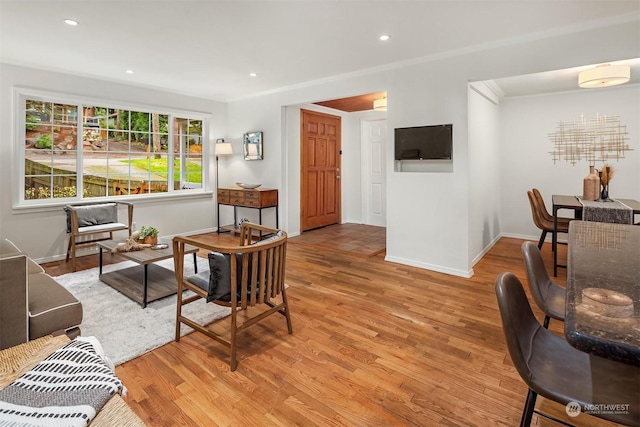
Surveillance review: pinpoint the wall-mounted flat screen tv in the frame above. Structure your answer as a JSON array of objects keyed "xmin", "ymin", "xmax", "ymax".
[{"xmin": 394, "ymin": 124, "xmax": 453, "ymax": 160}]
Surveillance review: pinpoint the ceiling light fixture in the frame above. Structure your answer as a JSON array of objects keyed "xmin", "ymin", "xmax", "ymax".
[
  {"xmin": 379, "ymin": 35, "xmax": 390, "ymax": 41},
  {"xmin": 578, "ymin": 64, "xmax": 630, "ymax": 88},
  {"xmin": 373, "ymin": 97, "xmax": 387, "ymax": 111},
  {"xmin": 64, "ymin": 19, "xmax": 79, "ymax": 26},
  {"xmin": 125, "ymin": 69, "xmax": 134, "ymax": 74},
  {"xmin": 249, "ymin": 73, "xmax": 257, "ymax": 77}
]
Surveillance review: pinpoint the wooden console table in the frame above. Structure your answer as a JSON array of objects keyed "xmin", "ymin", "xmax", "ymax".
[{"xmin": 217, "ymin": 187, "xmax": 279, "ymax": 233}]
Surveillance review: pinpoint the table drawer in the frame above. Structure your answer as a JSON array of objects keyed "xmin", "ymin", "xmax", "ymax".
[
  {"xmin": 244, "ymin": 191, "xmax": 260, "ymax": 200},
  {"xmin": 230, "ymin": 190, "xmax": 245, "ymax": 205},
  {"xmin": 244, "ymin": 200, "xmax": 260, "ymax": 207},
  {"xmin": 217, "ymin": 189, "xmax": 230, "ymax": 204}
]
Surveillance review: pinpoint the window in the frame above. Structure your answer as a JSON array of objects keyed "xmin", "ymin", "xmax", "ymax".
[{"xmin": 18, "ymin": 89, "xmax": 208, "ymax": 205}]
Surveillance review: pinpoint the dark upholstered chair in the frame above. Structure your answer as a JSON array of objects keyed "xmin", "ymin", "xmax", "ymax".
[
  {"xmin": 173, "ymin": 222, "xmax": 292, "ymax": 371},
  {"xmin": 527, "ymin": 190, "xmax": 570, "ymax": 250},
  {"xmin": 495, "ymin": 272, "xmax": 640, "ymax": 427},
  {"xmin": 520, "ymin": 241, "xmax": 565, "ymax": 328}
]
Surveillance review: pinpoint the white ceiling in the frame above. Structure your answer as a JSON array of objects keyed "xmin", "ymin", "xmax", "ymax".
[{"xmin": 1, "ymin": 1, "xmax": 639, "ymax": 101}]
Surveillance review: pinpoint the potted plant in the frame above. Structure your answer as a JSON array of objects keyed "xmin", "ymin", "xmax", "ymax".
[{"xmin": 138, "ymin": 225, "xmax": 159, "ymax": 245}]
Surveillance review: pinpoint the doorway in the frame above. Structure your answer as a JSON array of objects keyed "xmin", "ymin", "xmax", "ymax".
[{"xmin": 300, "ymin": 109, "xmax": 342, "ymax": 231}]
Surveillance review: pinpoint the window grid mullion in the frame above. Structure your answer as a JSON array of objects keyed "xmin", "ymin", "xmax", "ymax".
[{"xmin": 76, "ymin": 103, "xmax": 84, "ymax": 200}]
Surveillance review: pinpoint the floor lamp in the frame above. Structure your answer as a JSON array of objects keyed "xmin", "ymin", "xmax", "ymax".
[{"xmin": 215, "ymin": 139, "xmax": 233, "ymax": 233}]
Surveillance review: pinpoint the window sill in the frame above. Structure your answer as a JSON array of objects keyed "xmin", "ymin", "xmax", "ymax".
[{"xmin": 12, "ymin": 190, "xmax": 214, "ymax": 214}]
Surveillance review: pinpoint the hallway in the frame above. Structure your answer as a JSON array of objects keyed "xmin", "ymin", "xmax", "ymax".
[{"xmin": 288, "ymin": 223, "xmax": 385, "ymax": 257}]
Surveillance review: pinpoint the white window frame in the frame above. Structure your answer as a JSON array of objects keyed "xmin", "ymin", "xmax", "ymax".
[{"xmin": 13, "ymin": 87, "xmax": 211, "ymax": 209}]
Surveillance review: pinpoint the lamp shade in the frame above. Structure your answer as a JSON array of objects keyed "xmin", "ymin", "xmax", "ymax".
[
  {"xmin": 373, "ymin": 98, "xmax": 387, "ymax": 111},
  {"xmin": 215, "ymin": 142, "xmax": 233, "ymax": 156},
  {"xmin": 578, "ymin": 64, "xmax": 630, "ymax": 88}
]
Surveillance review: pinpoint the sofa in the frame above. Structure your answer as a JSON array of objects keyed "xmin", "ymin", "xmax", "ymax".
[{"xmin": 0, "ymin": 239, "xmax": 83, "ymax": 350}]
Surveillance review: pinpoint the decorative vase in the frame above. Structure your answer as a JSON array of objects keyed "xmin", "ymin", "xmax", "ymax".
[
  {"xmin": 582, "ymin": 165, "xmax": 599, "ymax": 201},
  {"xmin": 598, "ymin": 170, "xmax": 609, "ymax": 201},
  {"xmin": 600, "ymin": 183, "xmax": 609, "ymax": 201}
]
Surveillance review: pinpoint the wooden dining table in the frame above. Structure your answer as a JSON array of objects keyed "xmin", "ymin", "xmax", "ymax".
[
  {"xmin": 552, "ymin": 195, "xmax": 640, "ymax": 276},
  {"xmin": 565, "ymin": 220, "xmax": 639, "ymax": 366}
]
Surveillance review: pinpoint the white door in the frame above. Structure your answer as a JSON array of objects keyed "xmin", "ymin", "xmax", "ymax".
[{"xmin": 361, "ymin": 119, "xmax": 387, "ymax": 227}]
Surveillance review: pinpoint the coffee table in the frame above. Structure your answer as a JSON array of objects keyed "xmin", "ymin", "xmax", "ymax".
[{"xmin": 97, "ymin": 239, "xmax": 198, "ymax": 308}]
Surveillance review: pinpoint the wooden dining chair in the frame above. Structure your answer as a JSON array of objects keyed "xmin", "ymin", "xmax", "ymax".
[
  {"xmin": 495, "ymin": 272, "xmax": 640, "ymax": 427},
  {"xmin": 527, "ymin": 190, "xmax": 570, "ymax": 250},
  {"xmin": 173, "ymin": 222, "xmax": 292, "ymax": 371}
]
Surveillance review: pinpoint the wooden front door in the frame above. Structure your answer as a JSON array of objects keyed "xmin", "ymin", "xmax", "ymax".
[{"xmin": 300, "ymin": 109, "xmax": 341, "ymax": 231}]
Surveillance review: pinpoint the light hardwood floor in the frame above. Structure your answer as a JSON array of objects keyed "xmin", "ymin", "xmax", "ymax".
[{"xmin": 44, "ymin": 226, "xmax": 620, "ymax": 426}]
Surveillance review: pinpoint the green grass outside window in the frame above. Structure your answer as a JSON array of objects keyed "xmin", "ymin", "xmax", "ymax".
[{"xmin": 125, "ymin": 158, "xmax": 202, "ymax": 184}]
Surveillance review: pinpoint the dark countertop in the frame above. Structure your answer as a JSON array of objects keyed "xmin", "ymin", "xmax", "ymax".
[{"xmin": 565, "ymin": 221, "xmax": 640, "ymax": 366}]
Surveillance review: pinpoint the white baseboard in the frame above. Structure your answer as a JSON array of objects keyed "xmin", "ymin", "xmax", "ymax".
[
  {"xmin": 501, "ymin": 232, "xmax": 566, "ymax": 245},
  {"xmin": 471, "ymin": 233, "xmax": 503, "ymax": 267},
  {"xmin": 384, "ymin": 255, "xmax": 474, "ymax": 278}
]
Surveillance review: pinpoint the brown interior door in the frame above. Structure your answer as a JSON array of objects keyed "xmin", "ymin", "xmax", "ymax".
[{"xmin": 300, "ymin": 109, "xmax": 342, "ymax": 231}]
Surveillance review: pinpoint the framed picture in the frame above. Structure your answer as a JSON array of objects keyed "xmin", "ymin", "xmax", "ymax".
[{"xmin": 243, "ymin": 131, "xmax": 263, "ymax": 160}]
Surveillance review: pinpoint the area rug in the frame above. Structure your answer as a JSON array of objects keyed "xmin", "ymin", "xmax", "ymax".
[{"xmin": 54, "ymin": 256, "xmax": 230, "ymax": 366}]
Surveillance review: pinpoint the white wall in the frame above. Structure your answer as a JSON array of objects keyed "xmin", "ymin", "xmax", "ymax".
[
  {"xmin": 0, "ymin": 64, "xmax": 227, "ymax": 262},
  {"xmin": 382, "ymin": 59, "xmax": 471, "ymax": 276},
  {"xmin": 501, "ymin": 84, "xmax": 640, "ymax": 240},
  {"xmin": 468, "ymin": 85, "xmax": 502, "ymax": 267}
]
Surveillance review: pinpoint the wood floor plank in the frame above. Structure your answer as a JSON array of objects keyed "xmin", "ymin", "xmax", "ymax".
[{"xmin": 43, "ymin": 227, "xmax": 628, "ymax": 426}]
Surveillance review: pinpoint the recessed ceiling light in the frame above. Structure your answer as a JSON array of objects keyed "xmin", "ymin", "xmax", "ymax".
[
  {"xmin": 379, "ymin": 35, "xmax": 390, "ymax": 41},
  {"xmin": 249, "ymin": 73, "xmax": 257, "ymax": 77},
  {"xmin": 125, "ymin": 69, "xmax": 134, "ymax": 74},
  {"xmin": 64, "ymin": 19, "xmax": 79, "ymax": 26}
]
